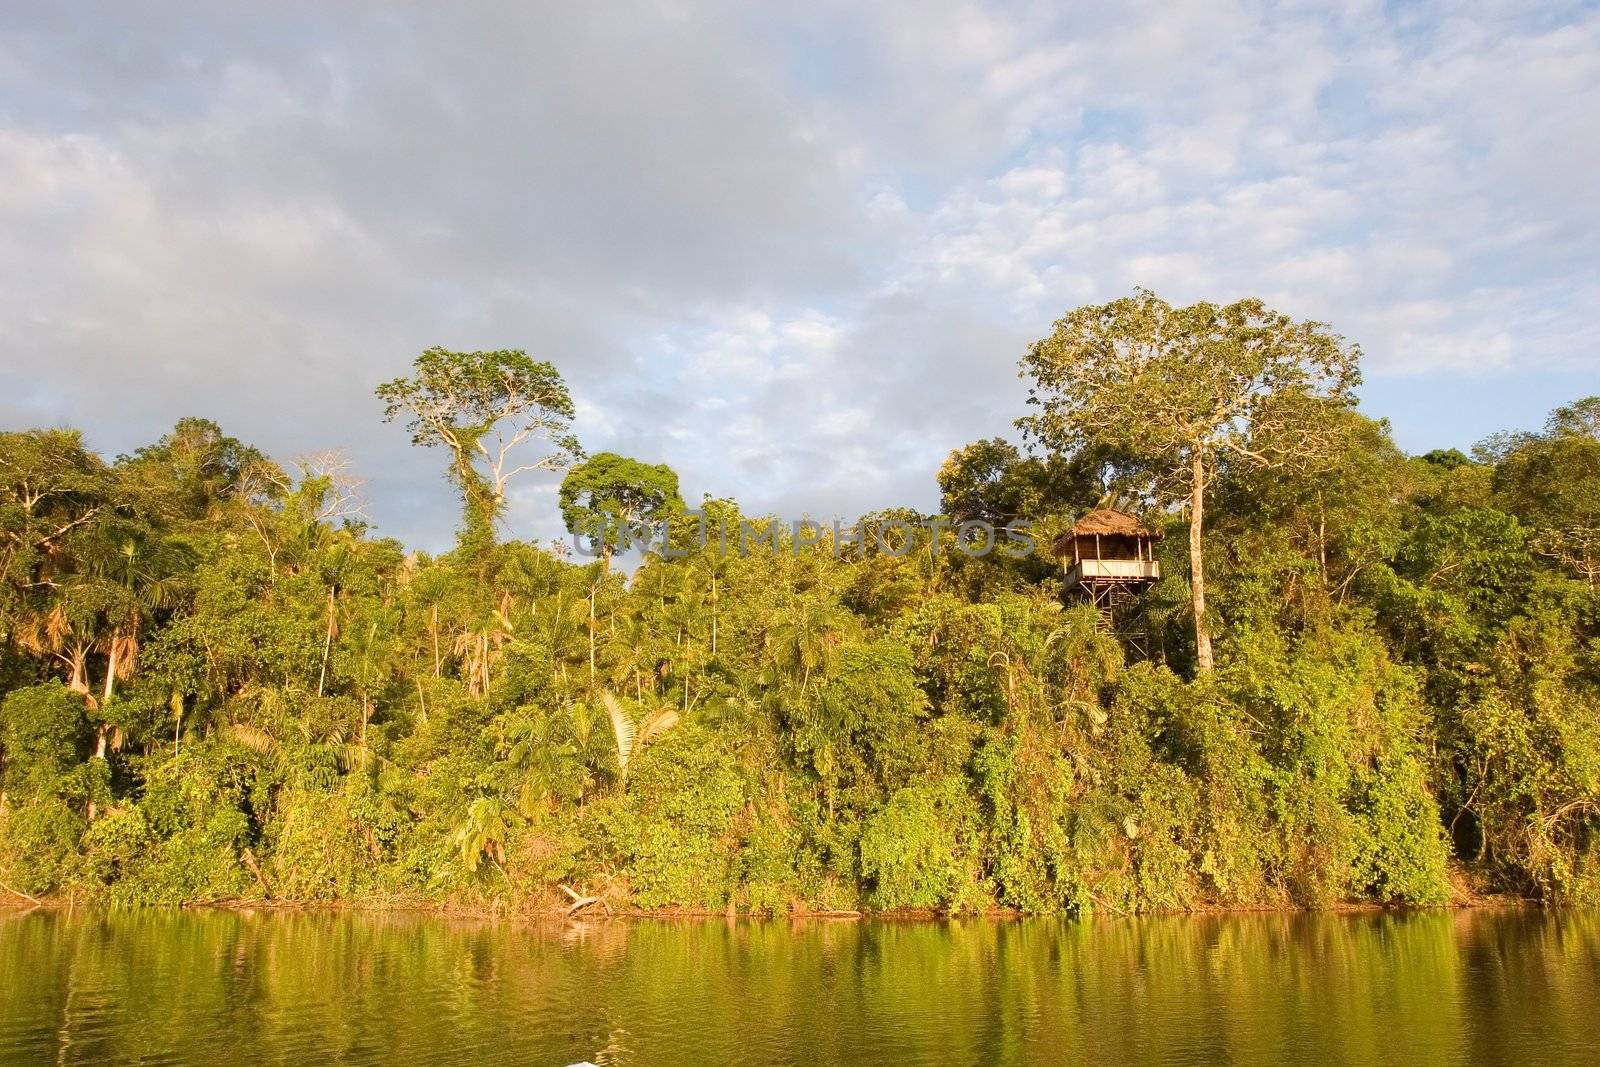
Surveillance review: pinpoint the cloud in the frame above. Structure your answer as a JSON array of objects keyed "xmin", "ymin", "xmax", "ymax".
[{"xmin": 1, "ymin": 1, "xmax": 1597, "ymax": 548}]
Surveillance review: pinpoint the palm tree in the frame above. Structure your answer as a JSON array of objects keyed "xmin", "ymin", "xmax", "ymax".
[
  {"xmin": 344, "ymin": 607, "xmax": 398, "ymax": 762},
  {"xmin": 13, "ymin": 594, "xmax": 97, "ymax": 703},
  {"xmin": 454, "ymin": 796, "xmax": 512, "ymax": 872},
  {"xmin": 692, "ymin": 552, "xmax": 730, "ymax": 658},
  {"xmin": 601, "ymin": 691, "xmax": 679, "ymax": 790},
  {"xmin": 452, "ymin": 592, "xmax": 516, "ymax": 698},
  {"xmin": 603, "ymin": 614, "xmax": 659, "ymax": 701},
  {"xmin": 763, "ymin": 597, "xmax": 853, "ymax": 694},
  {"xmin": 662, "ymin": 567, "xmax": 710, "ymax": 713},
  {"xmin": 501, "ymin": 707, "xmax": 582, "ymax": 817},
  {"xmin": 91, "ymin": 530, "xmax": 189, "ymax": 710},
  {"xmin": 522, "ymin": 584, "xmax": 590, "ymax": 690}
]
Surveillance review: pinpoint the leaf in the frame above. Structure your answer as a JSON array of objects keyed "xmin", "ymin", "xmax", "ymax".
[
  {"xmin": 638, "ymin": 708, "xmax": 680, "ymax": 747},
  {"xmin": 602, "ymin": 691, "xmax": 636, "ymax": 781},
  {"xmin": 226, "ymin": 722, "xmax": 279, "ymax": 755}
]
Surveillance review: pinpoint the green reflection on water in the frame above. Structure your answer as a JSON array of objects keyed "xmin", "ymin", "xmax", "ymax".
[{"xmin": 2, "ymin": 909, "xmax": 1597, "ymax": 1066}]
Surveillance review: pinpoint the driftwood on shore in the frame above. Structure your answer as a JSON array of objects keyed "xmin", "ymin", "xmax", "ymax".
[
  {"xmin": 0, "ymin": 881, "xmax": 42, "ymax": 907},
  {"xmin": 560, "ymin": 883, "xmax": 613, "ymax": 917}
]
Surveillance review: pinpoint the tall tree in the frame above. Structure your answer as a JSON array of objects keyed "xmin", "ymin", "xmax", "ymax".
[
  {"xmin": 937, "ymin": 437, "xmax": 1127, "ymax": 528},
  {"xmin": 121, "ymin": 417, "xmax": 280, "ymax": 521},
  {"xmin": 0, "ymin": 430, "xmax": 119, "ymax": 696},
  {"xmin": 1018, "ymin": 290, "xmax": 1359, "ymax": 672},
  {"xmin": 1488, "ymin": 396, "xmax": 1600, "ymax": 588},
  {"xmin": 377, "ymin": 348, "xmax": 582, "ymax": 548},
  {"xmin": 558, "ymin": 452, "xmax": 682, "ymax": 569}
]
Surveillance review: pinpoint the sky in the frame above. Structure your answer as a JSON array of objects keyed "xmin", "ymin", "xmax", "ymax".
[{"xmin": 1, "ymin": 1, "xmax": 1597, "ymax": 551}]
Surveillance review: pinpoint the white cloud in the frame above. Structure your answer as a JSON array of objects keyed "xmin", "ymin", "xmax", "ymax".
[{"xmin": 1, "ymin": 1, "xmax": 1597, "ymax": 546}]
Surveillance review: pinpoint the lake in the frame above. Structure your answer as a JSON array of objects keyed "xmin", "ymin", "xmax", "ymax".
[{"xmin": 1, "ymin": 908, "xmax": 1596, "ymax": 1065}]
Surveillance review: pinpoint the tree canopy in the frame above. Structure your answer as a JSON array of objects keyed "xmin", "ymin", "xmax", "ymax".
[
  {"xmin": 377, "ymin": 348, "xmax": 582, "ymax": 547},
  {"xmin": 4, "ymin": 305, "xmax": 1598, "ymax": 917},
  {"xmin": 1019, "ymin": 290, "xmax": 1361, "ymax": 671},
  {"xmin": 559, "ymin": 452, "xmax": 683, "ymax": 565}
]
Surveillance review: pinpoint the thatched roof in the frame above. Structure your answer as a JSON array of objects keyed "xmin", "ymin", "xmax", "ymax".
[
  {"xmin": 1069, "ymin": 508, "xmax": 1161, "ymax": 538},
  {"xmin": 1049, "ymin": 509, "xmax": 1162, "ymax": 557}
]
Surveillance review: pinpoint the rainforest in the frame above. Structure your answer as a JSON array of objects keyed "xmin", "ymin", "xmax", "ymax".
[{"xmin": 3, "ymin": 293, "xmax": 1599, "ymax": 915}]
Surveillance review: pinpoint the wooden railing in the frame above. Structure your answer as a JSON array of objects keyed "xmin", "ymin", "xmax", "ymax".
[{"xmin": 1065, "ymin": 559, "xmax": 1161, "ymax": 585}]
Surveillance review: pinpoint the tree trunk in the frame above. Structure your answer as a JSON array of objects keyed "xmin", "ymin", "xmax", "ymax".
[
  {"xmin": 431, "ymin": 603, "xmax": 441, "ymax": 677},
  {"xmin": 1316, "ymin": 492, "xmax": 1328, "ymax": 591},
  {"xmin": 317, "ymin": 587, "xmax": 335, "ymax": 697},
  {"xmin": 92, "ymin": 639, "xmax": 115, "ymax": 821},
  {"xmin": 1189, "ymin": 449, "xmax": 1214, "ymax": 674},
  {"xmin": 102, "ymin": 628, "xmax": 120, "ymax": 704},
  {"xmin": 66, "ymin": 645, "xmax": 90, "ymax": 698},
  {"xmin": 588, "ymin": 583, "xmax": 597, "ymax": 690}
]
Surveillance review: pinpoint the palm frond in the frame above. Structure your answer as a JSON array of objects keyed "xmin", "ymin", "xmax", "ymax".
[
  {"xmin": 226, "ymin": 722, "xmax": 280, "ymax": 755},
  {"xmin": 638, "ymin": 707, "xmax": 680, "ymax": 747},
  {"xmin": 602, "ymin": 691, "xmax": 636, "ymax": 780}
]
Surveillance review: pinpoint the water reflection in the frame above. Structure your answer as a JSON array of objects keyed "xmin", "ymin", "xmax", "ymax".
[{"xmin": 1, "ymin": 909, "xmax": 1596, "ymax": 1065}]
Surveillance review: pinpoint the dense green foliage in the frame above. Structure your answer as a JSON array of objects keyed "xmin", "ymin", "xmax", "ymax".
[{"xmin": 3, "ymin": 311, "xmax": 1598, "ymax": 914}]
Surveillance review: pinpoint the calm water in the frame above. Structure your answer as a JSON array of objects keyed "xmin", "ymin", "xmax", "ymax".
[{"xmin": 1, "ymin": 909, "xmax": 1597, "ymax": 1066}]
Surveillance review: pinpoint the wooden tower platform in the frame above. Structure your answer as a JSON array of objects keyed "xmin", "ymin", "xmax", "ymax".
[{"xmin": 1051, "ymin": 508, "xmax": 1162, "ymax": 655}]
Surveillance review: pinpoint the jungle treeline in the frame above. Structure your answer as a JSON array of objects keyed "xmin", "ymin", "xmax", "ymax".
[{"xmin": 2, "ymin": 293, "xmax": 1598, "ymax": 914}]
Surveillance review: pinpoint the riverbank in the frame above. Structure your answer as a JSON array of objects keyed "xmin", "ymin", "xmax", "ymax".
[{"xmin": 2, "ymin": 884, "xmax": 1533, "ymax": 920}]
